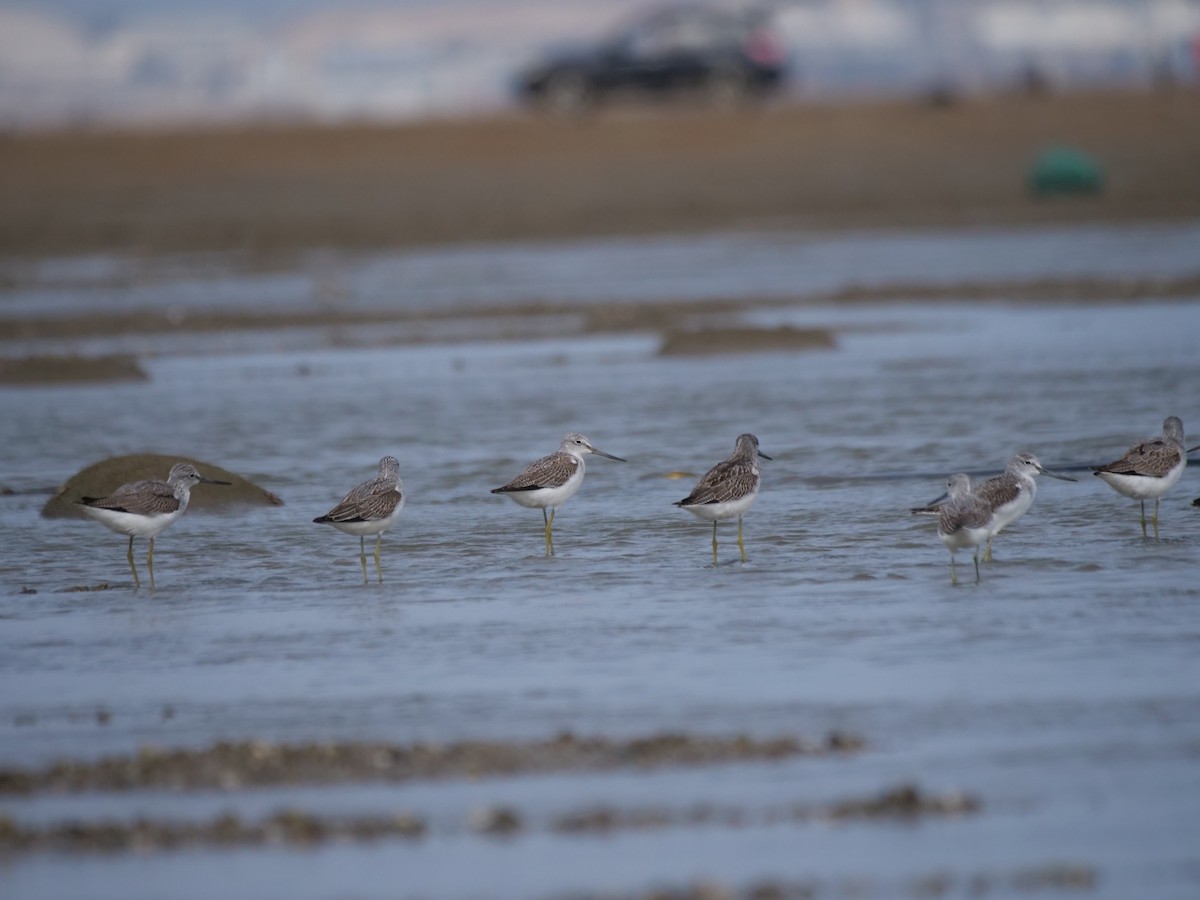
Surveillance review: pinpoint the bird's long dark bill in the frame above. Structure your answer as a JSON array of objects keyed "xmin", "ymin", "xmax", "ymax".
[
  {"xmin": 202, "ymin": 477, "xmax": 233, "ymax": 485},
  {"xmin": 594, "ymin": 450, "xmax": 626, "ymax": 462},
  {"xmin": 926, "ymin": 492, "xmax": 949, "ymax": 506},
  {"xmin": 757, "ymin": 451, "xmax": 772, "ymax": 460},
  {"xmin": 1187, "ymin": 443, "xmax": 1200, "ymax": 454},
  {"xmin": 1039, "ymin": 468, "xmax": 1077, "ymax": 482}
]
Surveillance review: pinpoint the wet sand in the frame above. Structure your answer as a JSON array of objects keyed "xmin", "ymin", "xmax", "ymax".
[{"xmin": 2, "ymin": 90, "xmax": 1199, "ymax": 259}]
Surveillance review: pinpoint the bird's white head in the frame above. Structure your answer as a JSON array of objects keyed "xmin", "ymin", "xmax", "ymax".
[
  {"xmin": 1009, "ymin": 450, "xmax": 1076, "ymax": 482},
  {"xmin": 167, "ymin": 463, "xmax": 231, "ymax": 491},
  {"xmin": 945, "ymin": 473, "xmax": 972, "ymax": 499},
  {"xmin": 1163, "ymin": 416, "xmax": 1185, "ymax": 444},
  {"xmin": 734, "ymin": 433, "xmax": 772, "ymax": 461},
  {"xmin": 559, "ymin": 433, "xmax": 625, "ymax": 462}
]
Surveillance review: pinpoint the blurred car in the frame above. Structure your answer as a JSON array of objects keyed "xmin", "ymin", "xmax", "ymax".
[{"xmin": 516, "ymin": 4, "xmax": 787, "ymax": 113}]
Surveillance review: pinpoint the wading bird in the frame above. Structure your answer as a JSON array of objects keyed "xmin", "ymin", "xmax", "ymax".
[
  {"xmin": 314, "ymin": 456, "xmax": 406, "ymax": 584},
  {"xmin": 674, "ymin": 433, "xmax": 770, "ymax": 565},
  {"xmin": 1093, "ymin": 416, "xmax": 1188, "ymax": 539},
  {"xmin": 491, "ymin": 433, "xmax": 625, "ymax": 556},
  {"xmin": 77, "ymin": 462, "xmax": 230, "ymax": 589}
]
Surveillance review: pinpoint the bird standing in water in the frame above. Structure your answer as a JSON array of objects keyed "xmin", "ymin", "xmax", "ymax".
[
  {"xmin": 491, "ymin": 433, "xmax": 625, "ymax": 556},
  {"xmin": 314, "ymin": 456, "xmax": 405, "ymax": 583},
  {"xmin": 674, "ymin": 433, "xmax": 771, "ymax": 566},
  {"xmin": 77, "ymin": 462, "xmax": 230, "ymax": 589},
  {"xmin": 935, "ymin": 474, "xmax": 993, "ymax": 585},
  {"xmin": 1093, "ymin": 416, "xmax": 1187, "ymax": 539}
]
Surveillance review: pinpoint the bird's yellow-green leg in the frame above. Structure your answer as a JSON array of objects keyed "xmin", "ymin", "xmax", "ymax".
[
  {"xmin": 973, "ymin": 548, "xmax": 981, "ymax": 584},
  {"xmin": 545, "ymin": 508, "xmax": 556, "ymax": 556},
  {"xmin": 711, "ymin": 521, "xmax": 718, "ymax": 566},
  {"xmin": 1153, "ymin": 498, "xmax": 1161, "ymax": 541},
  {"xmin": 737, "ymin": 515, "xmax": 747, "ymax": 563},
  {"xmin": 358, "ymin": 536, "xmax": 368, "ymax": 584},
  {"xmin": 374, "ymin": 534, "xmax": 383, "ymax": 584},
  {"xmin": 949, "ymin": 554, "xmax": 958, "ymax": 586},
  {"xmin": 982, "ymin": 537, "xmax": 993, "ymax": 563},
  {"xmin": 1139, "ymin": 500, "xmax": 1148, "ymax": 540},
  {"xmin": 147, "ymin": 538, "xmax": 156, "ymax": 590},
  {"xmin": 126, "ymin": 536, "xmax": 141, "ymax": 589}
]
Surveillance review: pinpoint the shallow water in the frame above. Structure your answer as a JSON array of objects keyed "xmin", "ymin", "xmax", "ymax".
[{"xmin": 2, "ymin": 222, "xmax": 1200, "ymax": 899}]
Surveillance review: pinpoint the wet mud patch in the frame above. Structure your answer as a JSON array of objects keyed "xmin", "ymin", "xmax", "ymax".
[
  {"xmin": 552, "ymin": 783, "xmax": 979, "ymax": 834},
  {"xmin": 0, "ymin": 354, "xmax": 147, "ymax": 385},
  {"xmin": 0, "ymin": 808, "xmax": 427, "ymax": 855},
  {"xmin": 41, "ymin": 453, "xmax": 284, "ymax": 518},
  {"xmin": 0, "ymin": 784, "xmax": 977, "ymax": 857},
  {"xmin": 549, "ymin": 862, "xmax": 1098, "ymax": 899},
  {"xmin": 0, "ymin": 731, "xmax": 863, "ymax": 795},
  {"xmin": 658, "ymin": 327, "xmax": 836, "ymax": 357}
]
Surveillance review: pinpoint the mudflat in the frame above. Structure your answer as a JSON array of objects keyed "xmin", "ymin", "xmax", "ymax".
[{"xmin": 2, "ymin": 90, "xmax": 1198, "ymax": 259}]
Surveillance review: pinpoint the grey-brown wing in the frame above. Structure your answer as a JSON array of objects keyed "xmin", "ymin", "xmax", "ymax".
[
  {"xmin": 80, "ymin": 479, "xmax": 180, "ymax": 516},
  {"xmin": 939, "ymin": 497, "xmax": 991, "ymax": 534},
  {"xmin": 975, "ymin": 474, "xmax": 1022, "ymax": 511},
  {"xmin": 678, "ymin": 460, "xmax": 757, "ymax": 506},
  {"xmin": 1096, "ymin": 438, "xmax": 1182, "ymax": 478},
  {"xmin": 493, "ymin": 452, "xmax": 577, "ymax": 492},
  {"xmin": 319, "ymin": 477, "xmax": 403, "ymax": 523}
]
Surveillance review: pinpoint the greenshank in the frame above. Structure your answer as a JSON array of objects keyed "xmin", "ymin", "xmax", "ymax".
[
  {"xmin": 491, "ymin": 433, "xmax": 625, "ymax": 556},
  {"xmin": 674, "ymin": 433, "xmax": 770, "ymax": 565}
]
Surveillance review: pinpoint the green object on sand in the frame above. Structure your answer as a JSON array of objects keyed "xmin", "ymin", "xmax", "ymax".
[{"xmin": 1029, "ymin": 147, "xmax": 1104, "ymax": 196}]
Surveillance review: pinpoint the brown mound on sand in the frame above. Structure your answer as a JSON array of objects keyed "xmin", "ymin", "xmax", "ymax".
[
  {"xmin": 659, "ymin": 326, "xmax": 835, "ymax": 357},
  {"xmin": 0, "ymin": 355, "xmax": 148, "ymax": 385},
  {"xmin": 41, "ymin": 454, "xmax": 284, "ymax": 519}
]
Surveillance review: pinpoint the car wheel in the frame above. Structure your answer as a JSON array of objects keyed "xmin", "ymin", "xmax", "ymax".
[{"xmin": 538, "ymin": 71, "xmax": 591, "ymax": 116}]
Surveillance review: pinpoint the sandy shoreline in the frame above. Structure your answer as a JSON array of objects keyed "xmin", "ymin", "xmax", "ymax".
[{"xmin": 2, "ymin": 90, "xmax": 1199, "ymax": 260}]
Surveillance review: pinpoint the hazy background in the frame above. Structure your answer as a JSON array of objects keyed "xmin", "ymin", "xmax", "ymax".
[{"xmin": 3, "ymin": 0, "xmax": 1199, "ymax": 131}]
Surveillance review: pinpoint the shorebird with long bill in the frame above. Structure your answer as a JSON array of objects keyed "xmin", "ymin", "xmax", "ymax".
[
  {"xmin": 77, "ymin": 462, "xmax": 230, "ymax": 589},
  {"xmin": 674, "ymin": 433, "xmax": 770, "ymax": 565},
  {"xmin": 314, "ymin": 456, "xmax": 406, "ymax": 584},
  {"xmin": 491, "ymin": 433, "xmax": 625, "ymax": 556}
]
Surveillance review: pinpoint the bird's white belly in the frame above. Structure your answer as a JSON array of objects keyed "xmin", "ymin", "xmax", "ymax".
[
  {"xmin": 940, "ymin": 523, "xmax": 989, "ymax": 553},
  {"xmin": 682, "ymin": 486, "xmax": 759, "ymax": 522},
  {"xmin": 81, "ymin": 506, "xmax": 182, "ymax": 539},
  {"xmin": 1096, "ymin": 459, "xmax": 1185, "ymax": 500},
  {"xmin": 504, "ymin": 469, "xmax": 583, "ymax": 510}
]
